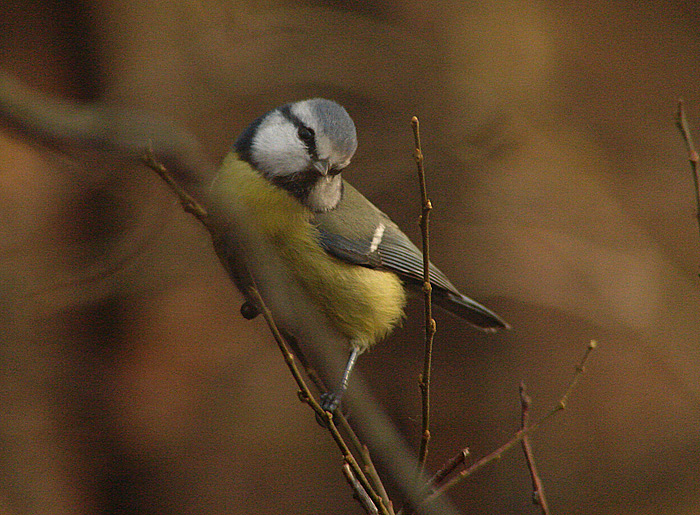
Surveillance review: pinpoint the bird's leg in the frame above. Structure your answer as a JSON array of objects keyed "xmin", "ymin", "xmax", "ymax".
[{"xmin": 320, "ymin": 346, "xmax": 360, "ymax": 413}]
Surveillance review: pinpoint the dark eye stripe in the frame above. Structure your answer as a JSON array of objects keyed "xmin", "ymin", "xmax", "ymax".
[
  {"xmin": 297, "ymin": 126, "xmax": 315, "ymax": 147},
  {"xmin": 280, "ymin": 104, "xmax": 318, "ymax": 159}
]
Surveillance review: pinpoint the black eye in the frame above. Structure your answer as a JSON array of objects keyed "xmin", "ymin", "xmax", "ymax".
[{"xmin": 298, "ymin": 125, "xmax": 315, "ymax": 146}]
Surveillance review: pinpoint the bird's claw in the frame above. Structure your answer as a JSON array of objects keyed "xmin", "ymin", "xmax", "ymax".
[
  {"xmin": 315, "ymin": 392, "xmax": 341, "ymax": 427},
  {"xmin": 320, "ymin": 392, "xmax": 341, "ymax": 413}
]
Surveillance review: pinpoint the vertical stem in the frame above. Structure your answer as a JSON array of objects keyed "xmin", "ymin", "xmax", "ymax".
[
  {"xmin": 519, "ymin": 382, "xmax": 551, "ymax": 515},
  {"xmin": 412, "ymin": 116, "xmax": 436, "ymax": 474},
  {"xmin": 675, "ymin": 100, "xmax": 700, "ymax": 249}
]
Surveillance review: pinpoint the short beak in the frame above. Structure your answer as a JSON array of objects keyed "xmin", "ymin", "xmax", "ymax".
[{"xmin": 313, "ymin": 159, "xmax": 330, "ymax": 176}]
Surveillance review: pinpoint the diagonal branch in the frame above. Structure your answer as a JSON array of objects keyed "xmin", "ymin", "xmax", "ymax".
[
  {"xmin": 140, "ymin": 152, "xmax": 391, "ymax": 515},
  {"xmin": 421, "ymin": 340, "xmax": 597, "ymax": 507},
  {"xmin": 0, "ymin": 70, "xmax": 215, "ymax": 185},
  {"xmin": 343, "ymin": 463, "xmax": 379, "ymax": 515},
  {"xmin": 426, "ymin": 448, "xmax": 469, "ymax": 491}
]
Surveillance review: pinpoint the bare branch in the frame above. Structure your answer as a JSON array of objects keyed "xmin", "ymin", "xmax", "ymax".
[
  {"xmin": 675, "ymin": 99, "xmax": 700, "ymax": 250},
  {"xmin": 0, "ymin": 70, "xmax": 215, "ymax": 186},
  {"xmin": 343, "ymin": 463, "xmax": 379, "ymax": 515},
  {"xmin": 520, "ymin": 382, "xmax": 551, "ymax": 515},
  {"xmin": 421, "ymin": 340, "xmax": 598, "ymax": 507},
  {"xmin": 427, "ymin": 448, "xmax": 469, "ymax": 490},
  {"xmin": 142, "ymin": 147, "xmax": 210, "ymax": 221},
  {"xmin": 412, "ymin": 115, "xmax": 436, "ymax": 475},
  {"xmin": 141, "ymin": 156, "xmax": 392, "ymax": 515}
]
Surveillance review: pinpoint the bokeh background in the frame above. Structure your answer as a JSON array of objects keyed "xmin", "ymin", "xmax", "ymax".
[{"xmin": 1, "ymin": 1, "xmax": 700, "ymax": 514}]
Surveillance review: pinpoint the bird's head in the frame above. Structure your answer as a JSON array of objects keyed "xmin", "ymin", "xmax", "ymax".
[{"xmin": 235, "ymin": 98, "xmax": 358, "ymax": 212}]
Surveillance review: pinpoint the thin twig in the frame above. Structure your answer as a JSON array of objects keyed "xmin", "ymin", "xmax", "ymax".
[
  {"xmin": 412, "ymin": 116, "xmax": 436, "ymax": 475},
  {"xmin": 230, "ymin": 259, "xmax": 392, "ymax": 515},
  {"xmin": 332, "ymin": 404, "xmax": 393, "ymax": 508},
  {"xmin": 141, "ymin": 154, "xmax": 391, "ymax": 515},
  {"xmin": 397, "ymin": 447, "xmax": 469, "ymax": 515},
  {"xmin": 142, "ymin": 147, "xmax": 210, "ymax": 223},
  {"xmin": 274, "ymin": 325, "xmax": 392, "ymax": 511},
  {"xmin": 520, "ymin": 382, "xmax": 551, "ymax": 515},
  {"xmin": 427, "ymin": 448, "xmax": 469, "ymax": 489},
  {"xmin": 343, "ymin": 463, "xmax": 379, "ymax": 515},
  {"xmin": 421, "ymin": 340, "xmax": 598, "ymax": 507},
  {"xmin": 675, "ymin": 99, "xmax": 700, "ymax": 247}
]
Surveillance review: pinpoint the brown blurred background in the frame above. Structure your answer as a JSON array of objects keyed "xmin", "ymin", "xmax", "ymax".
[{"xmin": 1, "ymin": 0, "xmax": 700, "ymax": 513}]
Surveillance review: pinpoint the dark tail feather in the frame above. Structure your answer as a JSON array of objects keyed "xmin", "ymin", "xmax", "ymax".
[{"xmin": 433, "ymin": 291, "xmax": 510, "ymax": 331}]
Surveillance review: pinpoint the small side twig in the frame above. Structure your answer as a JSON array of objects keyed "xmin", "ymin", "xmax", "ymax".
[
  {"xmin": 421, "ymin": 340, "xmax": 598, "ymax": 507},
  {"xmin": 520, "ymin": 382, "xmax": 550, "ymax": 515},
  {"xmin": 412, "ymin": 115, "xmax": 436, "ymax": 475},
  {"xmin": 675, "ymin": 99, "xmax": 700, "ymax": 247},
  {"xmin": 142, "ymin": 147, "xmax": 210, "ymax": 224},
  {"xmin": 343, "ymin": 463, "xmax": 379, "ymax": 515},
  {"xmin": 427, "ymin": 448, "xmax": 469, "ymax": 489}
]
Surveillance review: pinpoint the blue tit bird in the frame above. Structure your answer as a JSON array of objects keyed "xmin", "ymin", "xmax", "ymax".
[{"xmin": 212, "ymin": 98, "xmax": 508, "ymax": 412}]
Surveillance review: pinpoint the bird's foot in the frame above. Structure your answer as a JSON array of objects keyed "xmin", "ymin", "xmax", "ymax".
[
  {"xmin": 314, "ymin": 348, "xmax": 360, "ymax": 427},
  {"xmin": 320, "ymin": 391, "xmax": 341, "ymax": 413},
  {"xmin": 315, "ymin": 392, "xmax": 342, "ymax": 427}
]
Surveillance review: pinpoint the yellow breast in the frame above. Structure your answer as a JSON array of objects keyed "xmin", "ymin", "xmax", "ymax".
[{"xmin": 214, "ymin": 154, "xmax": 406, "ymax": 350}]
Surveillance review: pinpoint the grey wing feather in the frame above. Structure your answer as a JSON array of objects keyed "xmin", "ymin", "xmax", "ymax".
[
  {"xmin": 316, "ymin": 223, "xmax": 509, "ymax": 330},
  {"xmin": 316, "ymin": 230, "xmax": 383, "ymax": 268},
  {"xmin": 374, "ymin": 226, "xmax": 460, "ymax": 291}
]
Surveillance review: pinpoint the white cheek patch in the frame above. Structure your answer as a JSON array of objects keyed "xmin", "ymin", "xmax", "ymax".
[
  {"xmin": 252, "ymin": 112, "xmax": 308, "ymax": 176},
  {"xmin": 369, "ymin": 223, "xmax": 385, "ymax": 253}
]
